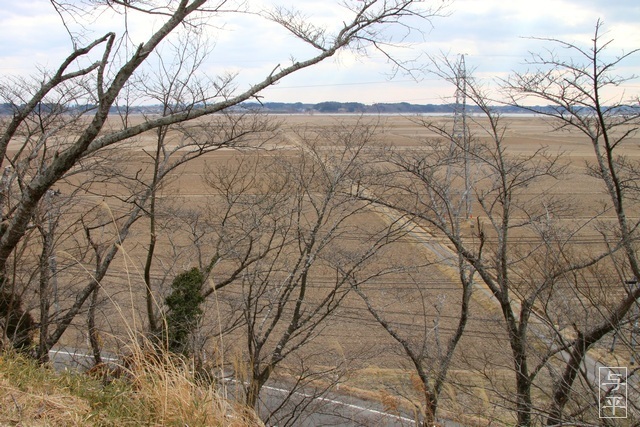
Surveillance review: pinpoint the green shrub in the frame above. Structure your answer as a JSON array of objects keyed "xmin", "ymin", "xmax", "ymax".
[{"xmin": 164, "ymin": 267, "xmax": 205, "ymax": 355}]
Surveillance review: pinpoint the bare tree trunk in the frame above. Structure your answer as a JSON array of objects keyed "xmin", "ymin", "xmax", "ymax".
[
  {"xmin": 143, "ymin": 125, "xmax": 167, "ymax": 337},
  {"xmin": 88, "ymin": 285, "xmax": 102, "ymax": 365},
  {"xmin": 246, "ymin": 369, "xmax": 270, "ymax": 410},
  {"xmin": 37, "ymin": 231, "xmax": 53, "ymax": 363}
]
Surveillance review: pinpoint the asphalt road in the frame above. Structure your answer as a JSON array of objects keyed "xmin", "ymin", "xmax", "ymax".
[{"xmin": 47, "ymin": 348, "xmax": 465, "ymax": 426}]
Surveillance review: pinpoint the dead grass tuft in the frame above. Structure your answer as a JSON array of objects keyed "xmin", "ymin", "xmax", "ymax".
[
  {"xmin": 0, "ymin": 352, "xmax": 93, "ymax": 426},
  {"xmin": 0, "ymin": 350, "xmax": 262, "ymax": 426}
]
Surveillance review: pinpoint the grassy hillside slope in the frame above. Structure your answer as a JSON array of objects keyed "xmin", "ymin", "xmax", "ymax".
[{"xmin": 0, "ymin": 351, "xmax": 261, "ymax": 427}]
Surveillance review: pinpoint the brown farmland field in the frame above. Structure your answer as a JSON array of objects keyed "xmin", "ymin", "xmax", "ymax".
[{"xmin": 14, "ymin": 114, "xmax": 640, "ymax": 425}]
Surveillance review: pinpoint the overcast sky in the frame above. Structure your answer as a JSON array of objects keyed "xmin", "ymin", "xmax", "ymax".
[{"xmin": 0, "ymin": 0, "xmax": 639, "ymax": 104}]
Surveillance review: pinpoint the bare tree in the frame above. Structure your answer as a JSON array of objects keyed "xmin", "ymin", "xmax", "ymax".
[
  {"xmin": 352, "ymin": 250, "xmax": 473, "ymax": 426},
  {"xmin": 359, "ymin": 56, "xmax": 596, "ymax": 426},
  {"xmin": 127, "ymin": 27, "xmax": 265, "ymax": 338},
  {"xmin": 363, "ymin": 47, "xmax": 640, "ymax": 426},
  {"xmin": 349, "ymin": 107, "xmax": 475, "ymax": 425},
  {"xmin": 202, "ymin": 122, "xmax": 408, "ymax": 419},
  {"xmin": 0, "ymin": 0, "xmax": 443, "ymax": 353},
  {"xmin": 503, "ymin": 20, "xmax": 640, "ymax": 425}
]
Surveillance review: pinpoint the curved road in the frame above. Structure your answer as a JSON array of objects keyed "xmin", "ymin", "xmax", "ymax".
[{"xmin": 47, "ymin": 347, "xmax": 464, "ymax": 426}]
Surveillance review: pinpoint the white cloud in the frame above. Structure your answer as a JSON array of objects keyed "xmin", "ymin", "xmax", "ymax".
[{"xmin": 0, "ymin": 0, "xmax": 637, "ymax": 103}]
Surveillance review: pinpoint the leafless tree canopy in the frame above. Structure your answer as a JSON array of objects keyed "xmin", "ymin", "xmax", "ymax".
[{"xmin": 0, "ymin": 0, "xmax": 441, "ymax": 356}]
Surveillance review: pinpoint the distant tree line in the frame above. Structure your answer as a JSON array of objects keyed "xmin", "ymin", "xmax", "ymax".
[{"xmin": 4, "ymin": 101, "xmax": 635, "ymax": 116}]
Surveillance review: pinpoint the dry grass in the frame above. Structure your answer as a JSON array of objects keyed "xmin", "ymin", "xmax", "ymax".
[{"xmin": 0, "ymin": 349, "xmax": 262, "ymax": 427}]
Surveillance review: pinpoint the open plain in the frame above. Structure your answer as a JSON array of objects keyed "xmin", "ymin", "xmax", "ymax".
[{"xmin": 13, "ymin": 113, "xmax": 639, "ymax": 425}]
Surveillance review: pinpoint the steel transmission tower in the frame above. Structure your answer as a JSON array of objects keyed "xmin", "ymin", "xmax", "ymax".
[{"xmin": 452, "ymin": 54, "xmax": 471, "ymax": 219}]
